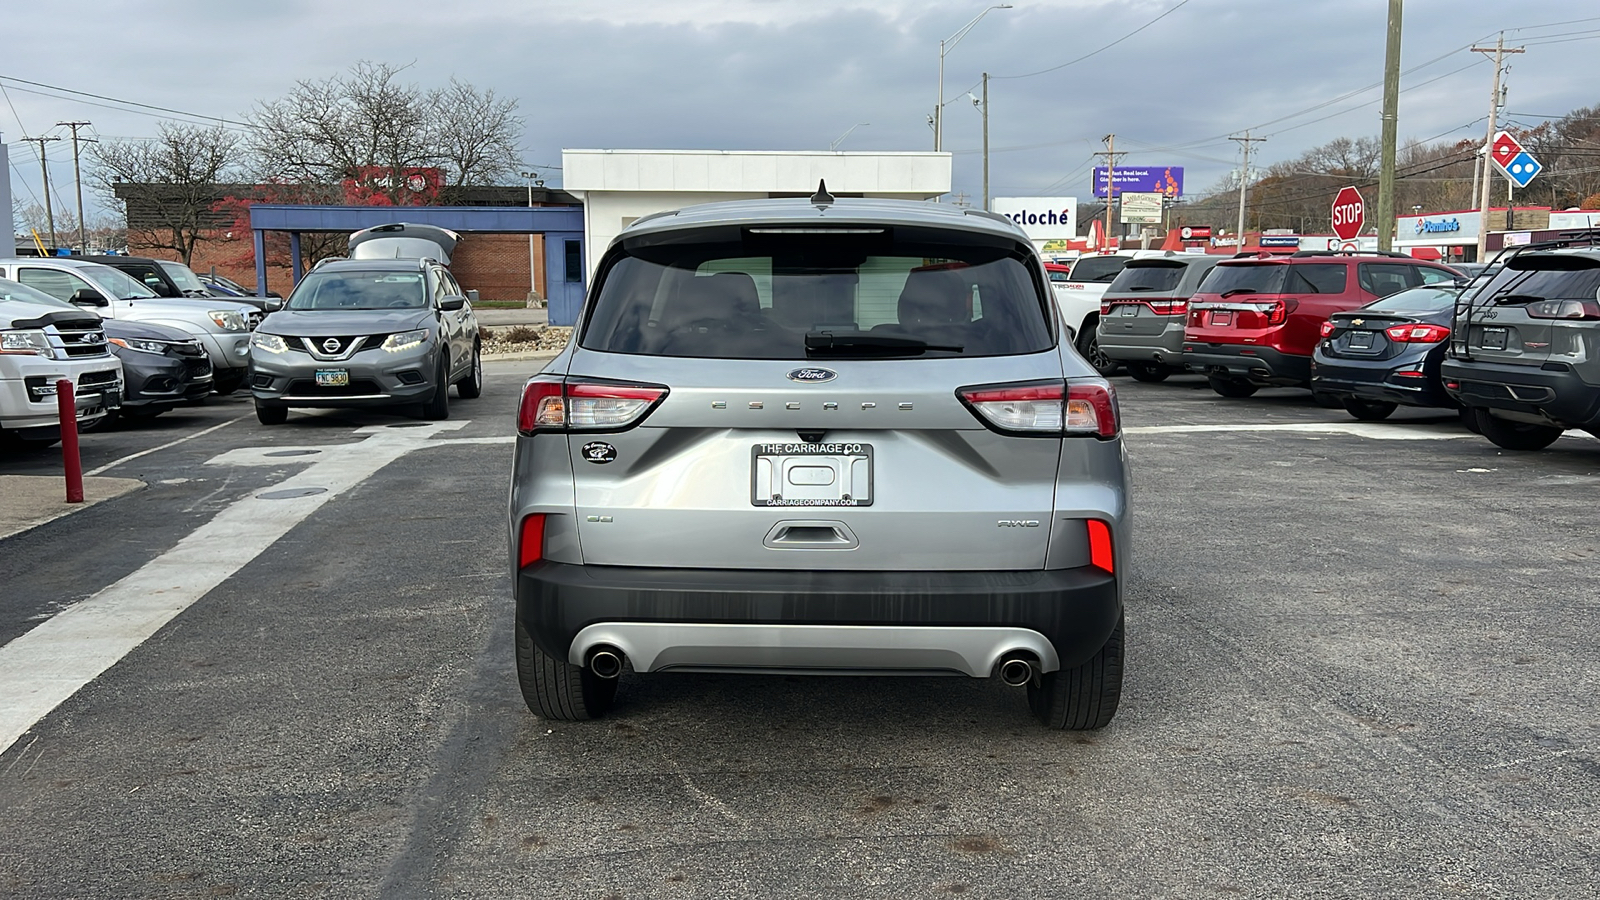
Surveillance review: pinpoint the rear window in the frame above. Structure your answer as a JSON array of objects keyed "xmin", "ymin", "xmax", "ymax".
[
  {"xmin": 1107, "ymin": 261, "xmax": 1185, "ymax": 293},
  {"xmin": 1200, "ymin": 263, "xmax": 1286, "ymax": 296},
  {"xmin": 580, "ymin": 228, "xmax": 1053, "ymax": 359},
  {"xmin": 1069, "ymin": 256, "xmax": 1128, "ymax": 284}
]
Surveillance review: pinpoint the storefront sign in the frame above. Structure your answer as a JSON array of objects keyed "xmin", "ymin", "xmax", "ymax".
[{"xmin": 992, "ymin": 197, "xmax": 1078, "ymax": 240}]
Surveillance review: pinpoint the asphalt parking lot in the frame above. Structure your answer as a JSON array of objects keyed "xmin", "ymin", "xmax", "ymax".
[{"xmin": 1, "ymin": 364, "xmax": 1596, "ymax": 899}]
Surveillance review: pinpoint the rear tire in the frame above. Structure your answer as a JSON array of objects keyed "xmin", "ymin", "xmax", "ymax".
[
  {"xmin": 1477, "ymin": 410, "xmax": 1563, "ymax": 451},
  {"xmin": 1076, "ymin": 324, "xmax": 1117, "ymax": 376},
  {"xmin": 1126, "ymin": 363, "xmax": 1170, "ymax": 383},
  {"xmin": 455, "ymin": 342, "xmax": 483, "ymax": 399},
  {"xmin": 422, "ymin": 354, "xmax": 451, "ymax": 420},
  {"xmin": 255, "ymin": 401, "xmax": 288, "ymax": 425},
  {"xmin": 1208, "ymin": 375, "xmax": 1258, "ymax": 398},
  {"xmin": 515, "ymin": 617, "xmax": 618, "ymax": 721},
  {"xmin": 1343, "ymin": 397, "xmax": 1397, "ymax": 421},
  {"xmin": 1028, "ymin": 614, "xmax": 1124, "ymax": 730}
]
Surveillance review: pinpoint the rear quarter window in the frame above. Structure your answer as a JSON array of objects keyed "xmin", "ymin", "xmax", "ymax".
[{"xmin": 1287, "ymin": 264, "xmax": 1348, "ymax": 294}]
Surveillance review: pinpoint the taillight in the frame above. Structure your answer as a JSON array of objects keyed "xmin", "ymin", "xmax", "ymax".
[
  {"xmin": 1263, "ymin": 299, "xmax": 1288, "ymax": 326},
  {"xmin": 956, "ymin": 379, "xmax": 1118, "ymax": 438},
  {"xmin": 1086, "ymin": 519, "xmax": 1114, "ymax": 573},
  {"xmin": 1149, "ymin": 299, "xmax": 1188, "ymax": 316},
  {"xmin": 1320, "ymin": 320, "xmax": 1337, "ymax": 338},
  {"xmin": 1525, "ymin": 299, "xmax": 1600, "ymax": 320},
  {"xmin": 1100, "ymin": 302, "xmax": 1113, "ymax": 315},
  {"xmin": 518, "ymin": 514, "xmax": 546, "ymax": 568},
  {"xmin": 517, "ymin": 376, "xmax": 669, "ymax": 435},
  {"xmin": 1383, "ymin": 323, "xmax": 1451, "ymax": 343}
]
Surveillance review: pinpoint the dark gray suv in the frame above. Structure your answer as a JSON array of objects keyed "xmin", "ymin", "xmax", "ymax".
[{"xmin": 508, "ymin": 191, "xmax": 1130, "ymax": 729}]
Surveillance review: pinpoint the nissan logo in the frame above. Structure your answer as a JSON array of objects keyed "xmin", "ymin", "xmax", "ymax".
[
  {"xmin": 322, "ymin": 338, "xmax": 342, "ymax": 353},
  {"xmin": 787, "ymin": 367, "xmax": 837, "ymax": 383}
]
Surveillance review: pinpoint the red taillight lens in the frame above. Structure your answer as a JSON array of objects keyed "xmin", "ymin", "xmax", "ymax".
[
  {"xmin": 1383, "ymin": 323, "xmax": 1451, "ymax": 343},
  {"xmin": 1263, "ymin": 299, "xmax": 1288, "ymax": 326},
  {"xmin": 1087, "ymin": 519, "xmax": 1114, "ymax": 573},
  {"xmin": 1100, "ymin": 302, "xmax": 1113, "ymax": 315},
  {"xmin": 517, "ymin": 377, "xmax": 669, "ymax": 435},
  {"xmin": 518, "ymin": 514, "xmax": 546, "ymax": 568},
  {"xmin": 1149, "ymin": 299, "xmax": 1188, "ymax": 316},
  {"xmin": 1320, "ymin": 320, "xmax": 1337, "ymax": 338},
  {"xmin": 1525, "ymin": 299, "xmax": 1600, "ymax": 320}
]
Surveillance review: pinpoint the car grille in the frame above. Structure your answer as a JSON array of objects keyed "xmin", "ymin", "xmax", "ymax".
[
  {"xmin": 246, "ymin": 311, "xmax": 265, "ymax": 331},
  {"xmin": 47, "ymin": 323, "xmax": 111, "ymax": 359},
  {"xmin": 184, "ymin": 356, "xmax": 213, "ymax": 377},
  {"xmin": 79, "ymin": 370, "xmax": 120, "ymax": 387},
  {"xmin": 296, "ymin": 335, "xmax": 386, "ymax": 361},
  {"xmin": 284, "ymin": 377, "xmax": 383, "ymax": 397}
]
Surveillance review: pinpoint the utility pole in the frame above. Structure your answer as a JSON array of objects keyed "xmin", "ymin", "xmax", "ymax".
[
  {"xmin": 1095, "ymin": 134, "xmax": 1124, "ymax": 251},
  {"xmin": 1375, "ymin": 0, "xmax": 1403, "ymax": 252},
  {"xmin": 21, "ymin": 135, "xmax": 61, "ymax": 250},
  {"xmin": 57, "ymin": 121, "xmax": 97, "ymax": 252},
  {"xmin": 980, "ymin": 73, "xmax": 990, "ymax": 211},
  {"xmin": 1228, "ymin": 132, "xmax": 1266, "ymax": 252},
  {"xmin": 1471, "ymin": 33, "xmax": 1523, "ymax": 262}
]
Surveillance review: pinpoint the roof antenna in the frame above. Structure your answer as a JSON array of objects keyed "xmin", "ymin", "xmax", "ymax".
[{"xmin": 811, "ymin": 179, "xmax": 835, "ymax": 209}]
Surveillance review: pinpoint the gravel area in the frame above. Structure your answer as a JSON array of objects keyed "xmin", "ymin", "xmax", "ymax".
[{"xmin": 482, "ymin": 325, "xmax": 571, "ymax": 356}]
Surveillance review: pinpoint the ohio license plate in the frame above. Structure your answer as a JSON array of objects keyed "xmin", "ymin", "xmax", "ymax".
[
  {"xmin": 751, "ymin": 442, "xmax": 873, "ymax": 507},
  {"xmin": 315, "ymin": 369, "xmax": 350, "ymax": 387}
]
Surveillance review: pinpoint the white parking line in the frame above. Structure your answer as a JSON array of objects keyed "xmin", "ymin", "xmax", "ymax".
[
  {"xmin": 0, "ymin": 421, "xmax": 470, "ymax": 754},
  {"xmin": 85, "ymin": 415, "xmax": 247, "ymax": 476},
  {"xmin": 1126, "ymin": 422, "xmax": 1479, "ymax": 441}
]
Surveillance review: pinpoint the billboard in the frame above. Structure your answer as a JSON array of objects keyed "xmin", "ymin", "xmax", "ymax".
[
  {"xmin": 1119, "ymin": 192, "xmax": 1163, "ymax": 225},
  {"xmin": 992, "ymin": 196, "xmax": 1078, "ymax": 241},
  {"xmin": 1094, "ymin": 166, "xmax": 1183, "ymax": 199}
]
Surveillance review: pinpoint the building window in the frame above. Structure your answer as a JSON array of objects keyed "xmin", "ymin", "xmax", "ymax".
[{"xmin": 564, "ymin": 241, "xmax": 582, "ymax": 283}]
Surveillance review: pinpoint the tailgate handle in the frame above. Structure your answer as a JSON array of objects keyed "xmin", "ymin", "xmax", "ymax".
[{"xmin": 764, "ymin": 520, "xmax": 858, "ymax": 550}]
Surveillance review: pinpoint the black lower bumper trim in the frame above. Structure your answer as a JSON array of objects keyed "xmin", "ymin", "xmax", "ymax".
[{"xmin": 516, "ymin": 563, "xmax": 1122, "ymax": 670}]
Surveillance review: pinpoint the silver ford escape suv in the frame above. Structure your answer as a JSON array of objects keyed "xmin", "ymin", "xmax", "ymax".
[{"xmin": 509, "ymin": 188, "xmax": 1129, "ymax": 729}]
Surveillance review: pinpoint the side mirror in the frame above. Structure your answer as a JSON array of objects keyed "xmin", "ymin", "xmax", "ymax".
[
  {"xmin": 439, "ymin": 296, "xmax": 466, "ymax": 312},
  {"xmin": 465, "ymin": 289, "xmax": 480, "ymax": 303},
  {"xmin": 264, "ymin": 298, "xmax": 285, "ymax": 312},
  {"xmin": 70, "ymin": 288, "xmax": 108, "ymax": 307}
]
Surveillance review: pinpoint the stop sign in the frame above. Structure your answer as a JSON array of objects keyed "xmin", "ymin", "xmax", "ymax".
[{"xmin": 1331, "ymin": 186, "xmax": 1365, "ymax": 241}]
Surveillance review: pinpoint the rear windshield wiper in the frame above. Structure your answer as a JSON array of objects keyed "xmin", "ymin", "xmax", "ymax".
[
  {"xmin": 1491, "ymin": 293, "xmax": 1546, "ymax": 305},
  {"xmin": 1219, "ymin": 288, "xmax": 1258, "ymax": 298},
  {"xmin": 804, "ymin": 332, "xmax": 963, "ymax": 356}
]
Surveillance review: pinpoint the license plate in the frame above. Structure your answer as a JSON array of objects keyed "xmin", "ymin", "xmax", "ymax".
[
  {"xmin": 1348, "ymin": 332, "xmax": 1374, "ymax": 349},
  {"xmin": 315, "ymin": 369, "xmax": 350, "ymax": 387},
  {"xmin": 1482, "ymin": 328, "xmax": 1508, "ymax": 351},
  {"xmin": 102, "ymin": 390, "xmax": 122, "ymax": 410},
  {"xmin": 1120, "ymin": 304, "xmax": 1138, "ymax": 316},
  {"xmin": 1209, "ymin": 310, "xmax": 1233, "ymax": 326},
  {"xmin": 751, "ymin": 442, "xmax": 872, "ymax": 507}
]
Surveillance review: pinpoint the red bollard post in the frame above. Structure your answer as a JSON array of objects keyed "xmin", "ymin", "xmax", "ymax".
[{"xmin": 57, "ymin": 378, "xmax": 84, "ymax": 504}]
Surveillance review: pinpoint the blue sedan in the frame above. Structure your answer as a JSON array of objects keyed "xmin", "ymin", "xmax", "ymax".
[{"xmin": 1310, "ymin": 285, "xmax": 1472, "ymax": 424}]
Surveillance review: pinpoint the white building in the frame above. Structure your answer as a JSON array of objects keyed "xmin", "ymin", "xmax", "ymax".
[{"xmin": 561, "ymin": 149, "xmax": 952, "ymax": 277}]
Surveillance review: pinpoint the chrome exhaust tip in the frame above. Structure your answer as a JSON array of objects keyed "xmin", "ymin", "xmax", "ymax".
[
  {"xmin": 998, "ymin": 657, "xmax": 1036, "ymax": 687},
  {"xmin": 587, "ymin": 647, "xmax": 624, "ymax": 679}
]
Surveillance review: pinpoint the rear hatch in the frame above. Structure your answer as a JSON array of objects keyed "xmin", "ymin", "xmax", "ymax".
[
  {"xmin": 1101, "ymin": 258, "xmax": 1194, "ymax": 338},
  {"xmin": 547, "ymin": 222, "xmax": 1093, "ymax": 572},
  {"xmin": 1322, "ymin": 287, "xmax": 1458, "ymax": 362},
  {"xmin": 1452, "ymin": 253, "xmax": 1600, "ymax": 371},
  {"xmin": 1188, "ymin": 260, "xmax": 1349, "ymax": 352}
]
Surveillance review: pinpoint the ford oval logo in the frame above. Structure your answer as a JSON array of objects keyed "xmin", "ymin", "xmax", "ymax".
[{"xmin": 787, "ymin": 367, "xmax": 837, "ymax": 384}]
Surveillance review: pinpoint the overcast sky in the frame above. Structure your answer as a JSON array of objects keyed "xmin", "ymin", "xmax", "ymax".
[{"xmin": 5, "ymin": 0, "xmax": 1599, "ymax": 223}]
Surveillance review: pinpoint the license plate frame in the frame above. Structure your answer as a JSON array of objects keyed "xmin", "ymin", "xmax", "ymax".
[
  {"xmin": 1209, "ymin": 310, "xmax": 1233, "ymax": 326},
  {"xmin": 751, "ymin": 442, "xmax": 873, "ymax": 508},
  {"xmin": 315, "ymin": 369, "xmax": 351, "ymax": 387},
  {"xmin": 1482, "ymin": 328, "xmax": 1508, "ymax": 351},
  {"xmin": 1348, "ymin": 331, "xmax": 1375, "ymax": 349}
]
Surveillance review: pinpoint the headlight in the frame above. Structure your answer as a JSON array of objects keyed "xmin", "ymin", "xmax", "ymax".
[
  {"xmin": 381, "ymin": 329, "xmax": 428, "ymax": 352},
  {"xmin": 0, "ymin": 330, "xmax": 54, "ymax": 358},
  {"xmin": 209, "ymin": 310, "xmax": 247, "ymax": 331},
  {"xmin": 108, "ymin": 337, "xmax": 169, "ymax": 354},
  {"xmin": 250, "ymin": 332, "xmax": 289, "ymax": 354}
]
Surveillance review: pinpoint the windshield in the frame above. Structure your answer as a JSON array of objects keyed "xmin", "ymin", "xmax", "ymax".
[
  {"xmin": 1200, "ymin": 263, "xmax": 1286, "ymax": 295},
  {"xmin": 580, "ymin": 230, "xmax": 1053, "ymax": 359},
  {"xmin": 1364, "ymin": 287, "xmax": 1460, "ymax": 313},
  {"xmin": 1108, "ymin": 261, "xmax": 1185, "ymax": 293},
  {"xmin": 0, "ymin": 277, "xmax": 77, "ymax": 309},
  {"xmin": 1069, "ymin": 256, "xmax": 1128, "ymax": 283},
  {"xmin": 287, "ymin": 271, "xmax": 428, "ymax": 310},
  {"xmin": 82, "ymin": 265, "xmax": 158, "ymax": 299},
  {"xmin": 158, "ymin": 261, "xmax": 208, "ymax": 292}
]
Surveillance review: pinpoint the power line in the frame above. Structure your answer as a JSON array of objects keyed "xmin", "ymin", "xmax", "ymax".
[
  {"xmin": 0, "ymin": 74, "xmax": 250, "ymax": 129},
  {"xmin": 991, "ymin": 0, "xmax": 1191, "ymax": 81}
]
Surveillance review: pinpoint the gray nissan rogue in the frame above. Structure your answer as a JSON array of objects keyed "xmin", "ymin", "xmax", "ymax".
[{"xmin": 508, "ymin": 189, "xmax": 1130, "ymax": 729}]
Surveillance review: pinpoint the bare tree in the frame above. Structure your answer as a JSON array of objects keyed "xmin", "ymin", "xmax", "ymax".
[
  {"xmin": 248, "ymin": 61, "xmax": 523, "ymax": 203},
  {"xmin": 91, "ymin": 123, "xmax": 243, "ymax": 263}
]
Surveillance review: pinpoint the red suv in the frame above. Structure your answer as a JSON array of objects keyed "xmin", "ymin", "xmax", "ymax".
[{"xmin": 1183, "ymin": 253, "xmax": 1459, "ymax": 398}]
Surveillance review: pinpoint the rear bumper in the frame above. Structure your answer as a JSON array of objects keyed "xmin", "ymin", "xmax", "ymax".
[
  {"xmin": 1440, "ymin": 358, "xmax": 1600, "ymax": 428},
  {"xmin": 1182, "ymin": 342, "xmax": 1309, "ymax": 386},
  {"xmin": 515, "ymin": 562, "xmax": 1121, "ymax": 676},
  {"xmin": 1099, "ymin": 319, "xmax": 1187, "ymax": 367},
  {"xmin": 1311, "ymin": 355, "xmax": 1453, "ymax": 409}
]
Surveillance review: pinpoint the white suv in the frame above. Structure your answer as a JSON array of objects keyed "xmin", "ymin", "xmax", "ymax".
[{"xmin": 0, "ymin": 279, "xmax": 123, "ymax": 446}]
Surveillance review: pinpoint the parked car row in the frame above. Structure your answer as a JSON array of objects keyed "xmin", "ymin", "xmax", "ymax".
[{"xmin": 1082, "ymin": 242, "xmax": 1600, "ymax": 453}]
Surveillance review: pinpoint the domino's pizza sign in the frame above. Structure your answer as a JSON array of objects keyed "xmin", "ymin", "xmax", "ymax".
[{"xmin": 992, "ymin": 197, "xmax": 1079, "ymax": 241}]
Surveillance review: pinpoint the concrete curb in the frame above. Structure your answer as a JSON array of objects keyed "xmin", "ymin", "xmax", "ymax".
[
  {"xmin": 483, "ymin": 351, "xmax": 561, "ymax": 363},
  {"xmin": 0, "ymin": 475, "xmax": 147, "ymax": 542}
]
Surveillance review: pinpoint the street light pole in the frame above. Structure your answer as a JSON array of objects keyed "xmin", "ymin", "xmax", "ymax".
[{"xmin": 936, "ymin": 4, "xmax": 1011, "ymax": 153}]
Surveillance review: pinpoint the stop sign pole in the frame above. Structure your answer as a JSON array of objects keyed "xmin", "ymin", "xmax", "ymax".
[{"xmin": 1331, "ymin": 186, "xmax": 1366, "ymax": 243}]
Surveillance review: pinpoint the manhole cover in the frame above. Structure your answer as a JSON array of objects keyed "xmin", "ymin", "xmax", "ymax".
[
  {"xmin": 387, "ymin": 422, "xmax": 430, "ymax": 428},
  {"xmin": 264, "ymin": 449, "xmax": 322, "ymax": 457},
  {"xmin": 257, "ymin": 487, "xmax": 328, "ymax": 500}
]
